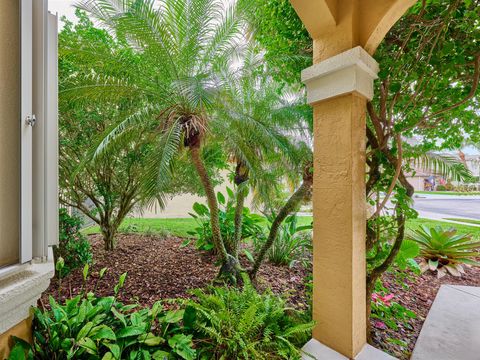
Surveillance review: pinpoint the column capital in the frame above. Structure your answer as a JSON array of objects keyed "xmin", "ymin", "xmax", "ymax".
[{"xmin": 302, "ymin": 46, "xmax": 379, "ymax": 105}]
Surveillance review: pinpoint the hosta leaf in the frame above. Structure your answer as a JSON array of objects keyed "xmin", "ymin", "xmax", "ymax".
[
  {"xmin": 78, "ymin": 337, "xmax": 97, "ymax": 354},
  {"xmin": 91, "ymin": 325, "xmax": 116, "ymax": 341},
  {"xmin": 138, "ymin": 332, "xmax": 164, "ymax": 346},
  {"xmin": 152, "ymin": 350, "xmax": 170, "ymax": 360},
  {"xmin": 164, "ymin": 310, "xmax": 184, "ymax": 323},
  {"xmin": 76, "ymin": 322, "xmax": 94, "ymax": 341},
  {"xmin": 116, "ymin": 326, "xmax": 145, "ymax": 339},
  {"xmin": 105, "ymin": 343, "xmax": 120, "ymax": 359},
  {"xmin": 102, "ymin": 352, "xmax": 114, "ymax": 360},
  {"xmin": 168, "ymin": 334, "xmax": 196, "ymax": 360}
]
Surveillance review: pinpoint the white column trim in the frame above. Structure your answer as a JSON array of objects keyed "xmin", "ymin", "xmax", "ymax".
[
  {"xmin": 301, "ymin": 46, "xmax": 380, "ymax": 104},
  {"xmin": 0, "ymin": 262, "xmax": 54, "ymax": 333}
]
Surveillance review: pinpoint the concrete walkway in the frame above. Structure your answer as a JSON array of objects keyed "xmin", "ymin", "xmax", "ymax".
[{"xmin": 412, "ymin": 285, "xmax": 480, "ymax": 360}]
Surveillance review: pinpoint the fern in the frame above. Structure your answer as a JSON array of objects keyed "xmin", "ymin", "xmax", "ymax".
[{"xmin": 187, "ymin": 276, "xmax": 314, "ymax": 359}]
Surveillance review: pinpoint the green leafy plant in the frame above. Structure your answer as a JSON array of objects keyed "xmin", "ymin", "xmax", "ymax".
[
  {"xmin": 55, "ymin": 209, "xmax": 93, "ymax": 278},
  {"xmin": 10, "ymin": 273, "xmax": 195, "ymax": 360},
  {"xmin": 370, "ymin": 281, "xmax": 416, "ymax": 331},
  {"xmin": 408, "ymin": 225, "xmax": 480, "ymax": 278},
  {"xmin": 186, "ymin": 191, "xmax": 264, "ymax": 252},
  {"xmin": 254, "ymin": 214, "xmax": 312, "ymax": 267},
  {"xmin": 185, "ymin": 275, "xmax": 314, "ymax": 359}
]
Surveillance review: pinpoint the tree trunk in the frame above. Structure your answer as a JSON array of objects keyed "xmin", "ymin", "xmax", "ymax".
[
  {"xmin": 250, "ymin": 167, "xmax": 313, "ymax": 279},
  {"xmin": 101, "ymin": 225, "xmax": 116, "ymax": 251},
  {"xmin": 230, "ymin": 161, "xmax": 249, "ymax": 258},
  {"xmin": 190, "ymin": 145, "xmax": 239, "ymax": 279},
  {"xmin": 232, "ymin": 188, "xmax": 247, "ymax": 257}
]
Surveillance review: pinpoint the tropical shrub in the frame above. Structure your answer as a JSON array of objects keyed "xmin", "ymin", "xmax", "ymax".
[
  {"xmin": 186, "ymin": 276, "xmax": 314, "ymax": 360},
  {"xmin": 254, "ymin": 214, "xmax": 312, "ymax": 267},
  {"xmin": 55, "ymin": 209, "xmax": 92, "ymax": 277},
  {"xmin": 408, "ymin": 225, "xmax": 480, "ymax": 277},
  {"xmin": 186, "ymin": 191, "xmax": 264, "ymax": 252},
  {"xmin": 436, "ymin": 185, "xmax": 447, "ymax": 191},
  {"xmin": 10, "ymin": 273, "xmax": 195, "ymax": 360},
  {"xmin": 371, "ymin": 282, "xmax": 416, "ymax": 331}
]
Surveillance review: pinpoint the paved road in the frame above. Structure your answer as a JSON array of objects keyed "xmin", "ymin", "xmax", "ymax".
[{"xmin": 413, "ymin": 197, "xmax": 480, "ymax": 220}]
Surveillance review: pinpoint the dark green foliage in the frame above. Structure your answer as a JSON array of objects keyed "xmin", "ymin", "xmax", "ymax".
[
  {"xmin": 185, "ymin": 191, "xmax": 264, "ymax": 252},
  {"xmin": 9, "ymin": 274, "xmax": 313, "ymax": 360},
  {"xmin": 254, "ymin": 214, "xmax": 312, "ymax": 267},
  {"xmin": 55, "ymin": 209, "xmax": 92, "ymax": 277},
  {"xmin": 242, "ymin": 0, "xmax": 312, "ymax": 85},
  {"xmin": 186, "ymin": 276, "xmax": 314, "ymax": 359},
  {"xmin": 12, "ymin": 275, "xmax": 195, "ymax": 360}
]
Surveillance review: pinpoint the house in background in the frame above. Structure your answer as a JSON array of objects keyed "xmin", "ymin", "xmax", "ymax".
[
  {"xmin": 406, "ymin": 152, "xmax": 480, "ymax": 192},
  {"xmin": 0, "ymin": 0, "xmax": 58, "ymax": 357}
]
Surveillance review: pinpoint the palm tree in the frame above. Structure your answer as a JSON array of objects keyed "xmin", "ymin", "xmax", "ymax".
[
  {"xmin": 212, "ymin": 46, "xmax": 310, "ymax": 259},
  {"xmin": 73, "ymin": 0, "xmax": 248, "ymax": 276}
]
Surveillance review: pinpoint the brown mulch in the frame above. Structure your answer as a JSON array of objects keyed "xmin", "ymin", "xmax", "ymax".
[
  {"xmin": 373, "ymin": 265, "xmax": 480, "ymax": 359},
  {"xmin": 42, "ymin": 234, "xmax": 310, "ymax": 309},
  {"xmin": 41, "ymin": 234, "xmax": 480, "ymax": 359}
]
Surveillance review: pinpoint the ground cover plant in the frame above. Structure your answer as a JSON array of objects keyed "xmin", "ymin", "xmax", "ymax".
[{"xmin": 12, "ymin": 268, "xmax": 314, "ymax": 360}]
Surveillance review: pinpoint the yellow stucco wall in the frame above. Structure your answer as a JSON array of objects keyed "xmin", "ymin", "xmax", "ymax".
[
  {"xmin": 0, "ymin": 318, "xmax": 32, "ymax": 360},
  {"xmin": 0, "ymin": 0, "xmax": 20, "ymax": 268}
]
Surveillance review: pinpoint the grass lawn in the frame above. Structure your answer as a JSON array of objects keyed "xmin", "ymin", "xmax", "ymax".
[
  {"xmin": 407, "ymin": 218, "xmax": 480, "ymax": 237},
  {"xmin": 83, "ymin": 217, "xmax": 198, "ymax": 238},
  {"xmin": 415, "ymin": 191, "xmax": 480, "ymax": 196},
  {"xmin": 84, "ymin": 216, "xmax": 480, "ymax": 238}
]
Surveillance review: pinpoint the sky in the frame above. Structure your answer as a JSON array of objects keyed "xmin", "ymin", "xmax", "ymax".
[{"xmin": 49, "ymin": 0, "xmax": 77, "ymax": 20}]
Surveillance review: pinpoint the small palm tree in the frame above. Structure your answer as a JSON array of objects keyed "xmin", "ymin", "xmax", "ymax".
[
  {"xmin": 212, "ymin": 46, "xmax": 310, "ymax": 259},
  {"xmin": 73, "ymin": 0, "xmax": 248, "ymax": 276}
]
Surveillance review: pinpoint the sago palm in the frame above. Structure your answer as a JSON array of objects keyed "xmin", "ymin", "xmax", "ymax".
[{"xmin": 73, "ymin": 0, "xmax": 248, "ymax": 276}]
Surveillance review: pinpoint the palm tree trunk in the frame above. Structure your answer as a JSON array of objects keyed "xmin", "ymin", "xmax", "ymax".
[
  {"xmin": 230, "ymin": 161, "xmax": 249, "ymax": 258},
  {"xmin": 250, "ymin": 169, "xmax": 312, "ymax": 279},
  {"xmin": 189, "ymin": 146, "xmax": 229, "ymax": 262}
]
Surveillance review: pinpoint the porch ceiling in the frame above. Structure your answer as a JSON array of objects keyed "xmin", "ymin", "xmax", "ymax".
[{"xmin": 290, "ymin": 0, "xmax": 416, "ymax": 54}]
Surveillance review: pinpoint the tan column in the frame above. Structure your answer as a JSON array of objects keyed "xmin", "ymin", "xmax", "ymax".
[
  {"xmin": 312, "ymin": 93, "xmax": 367, "ymax": 357},
  {"xmin": 302, "ymin": 47, "xmax": 379, "ymax": 359}
]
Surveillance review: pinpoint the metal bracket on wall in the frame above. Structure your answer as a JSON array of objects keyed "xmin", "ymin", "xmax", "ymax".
[{"xmin": 25, "ymin": 114, "xmax": 36, "ymax": 127}]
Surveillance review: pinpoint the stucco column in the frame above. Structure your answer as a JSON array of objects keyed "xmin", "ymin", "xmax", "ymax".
[{"xmin": 302, "ymin": 47, "xmax": 379, "ymax": 359}]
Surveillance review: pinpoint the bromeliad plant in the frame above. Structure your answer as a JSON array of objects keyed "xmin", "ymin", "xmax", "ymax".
[{"xmin": 408, "ymin": 225, "xmax": 480, "ymax": 278}]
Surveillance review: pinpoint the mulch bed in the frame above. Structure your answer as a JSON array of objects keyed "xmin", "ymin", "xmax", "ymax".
[
  {"xmin": 41, "ymin": 234, "xmax": 480, "ymax": 359},
  {"xmin": 373, "ymin": 265, "xmax": 480, "ymax": 359},
  {"xmin": 41, "ymin": 234, "xmax": 310, "ymax": 310}
]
